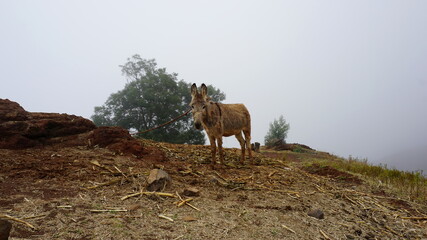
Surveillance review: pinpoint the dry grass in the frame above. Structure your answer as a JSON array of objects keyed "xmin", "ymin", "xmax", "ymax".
[{"xmin": 280, "ymin": 149, "xmax": 427, "ymax": 204}]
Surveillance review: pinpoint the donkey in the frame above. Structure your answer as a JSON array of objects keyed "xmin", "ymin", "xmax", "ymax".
[{"xmin": 190, "ymin": 83, "xmax": 252, "ymax": 165}]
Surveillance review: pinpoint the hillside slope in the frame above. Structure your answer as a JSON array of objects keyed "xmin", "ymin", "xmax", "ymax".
[{"xmin": 0, "ymin": 99, "xmax": 426, "ymax": 239}]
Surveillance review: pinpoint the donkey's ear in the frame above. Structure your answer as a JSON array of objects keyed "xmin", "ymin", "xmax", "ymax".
[
  {"xmin": 191, "ymin": 83, "xmax": 198, "ymax": 97},
  {"xmin": 201, "ymin": 83, "xmax": 208, "ymax": 97}
]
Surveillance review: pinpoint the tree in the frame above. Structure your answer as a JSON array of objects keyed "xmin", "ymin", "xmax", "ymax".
[
  {"xmin": 264, "ymin": 115, "xmax": 290, "ymax": 147},
  {"xmin": 91, "ymin": 54, "xmax": 225, "ymax": 144}
]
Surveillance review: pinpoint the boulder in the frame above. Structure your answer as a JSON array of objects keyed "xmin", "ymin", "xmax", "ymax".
[{"xmin": 146, "ymin": 169, "xmax": 171, "ymax": 192}]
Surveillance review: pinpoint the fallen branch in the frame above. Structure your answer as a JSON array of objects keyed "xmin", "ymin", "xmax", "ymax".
[
  {"xmin": 0, "ymin": 214, "xmax": 36, "ymax": 230},
  {"xmin": 121, "ymin": 191, "xmax": 176, "ymax": 201}
]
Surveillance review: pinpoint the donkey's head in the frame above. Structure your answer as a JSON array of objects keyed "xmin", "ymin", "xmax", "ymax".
[{"xmin": 190, "ymin": 83, "xmax": 209, "ymax": 130}]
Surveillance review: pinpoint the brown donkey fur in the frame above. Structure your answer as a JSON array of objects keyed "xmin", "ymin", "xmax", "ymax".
[{"xmin": 190, "ymin": 83, "xmax": 252, "ymax": 165}]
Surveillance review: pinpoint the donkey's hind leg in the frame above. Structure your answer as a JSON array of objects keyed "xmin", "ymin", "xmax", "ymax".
[
  {"xmin": 243, "ymin": 129, "xmax": 252, "ymax": 163},
  {"xmin": 235, "ymin": 132, "xmax": 246, "ymax": 164}
]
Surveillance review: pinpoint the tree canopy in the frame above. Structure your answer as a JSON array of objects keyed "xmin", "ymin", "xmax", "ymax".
[
  {"xmin": 91, "ymin": 54, "xmax": 225, "ymax": 144},
  {"xmin": 264, "ymin": 115, "xmax": 290, "ymax": 147}
]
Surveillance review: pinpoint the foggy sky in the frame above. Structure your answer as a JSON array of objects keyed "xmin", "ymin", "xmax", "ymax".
[{"xmin": 1, "ymin": 1, "xmax": 426, "ymax": 172}]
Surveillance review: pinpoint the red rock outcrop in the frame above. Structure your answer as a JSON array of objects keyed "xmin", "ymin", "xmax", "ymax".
[{"xmin": 0, "ymin": 99, "xmax": 145, "ymax": 156}]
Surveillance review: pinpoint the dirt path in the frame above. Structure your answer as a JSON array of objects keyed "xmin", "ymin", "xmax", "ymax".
[{"xmin": 1, "ymin": 140, "xmax": 426, "ymax": 240}]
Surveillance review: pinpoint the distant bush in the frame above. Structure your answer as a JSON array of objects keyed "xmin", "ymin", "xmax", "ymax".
[{"xmin": 264, "ymin": 115, "xmax": 290, "ymax": 147}]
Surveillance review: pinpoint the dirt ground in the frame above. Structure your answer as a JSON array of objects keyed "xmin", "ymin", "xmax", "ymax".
[{"xmin": 1, "ymin": 139, "xmax": 426, "ymax": 240}]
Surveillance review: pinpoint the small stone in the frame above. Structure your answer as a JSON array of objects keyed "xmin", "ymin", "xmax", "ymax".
[
  {"xmin": 127, "ymin": 204, "xmax": 142, "ymax": 211},
  {"xmin": 146, "ymin": 169, "xmax": 171, "ymax": 192},
  {"xmin": 307, "ymin": 209, "xmax": 324, "ymax": 219},
  {"xmin": 183, "ymin": 187, "xmax": 200, "ymax": 197},
  {"xmin": 0, "ymin": 220, "xmax": 12, "ymax": 240}
]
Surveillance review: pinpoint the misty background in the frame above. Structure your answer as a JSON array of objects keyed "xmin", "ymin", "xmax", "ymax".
[{"xmin": 1, "ymin": 1, "xmax": 426, "ymax": 173}]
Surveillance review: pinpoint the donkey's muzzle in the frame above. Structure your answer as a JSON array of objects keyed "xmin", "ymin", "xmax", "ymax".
[{"xmin": 195, "ymin": 122, "xmax": 202, "ymax": 130}]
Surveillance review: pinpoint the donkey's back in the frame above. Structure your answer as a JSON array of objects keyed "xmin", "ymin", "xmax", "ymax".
[{"xmin": 220, "ymin": 103, "xmax": 251, "ymax": 137}]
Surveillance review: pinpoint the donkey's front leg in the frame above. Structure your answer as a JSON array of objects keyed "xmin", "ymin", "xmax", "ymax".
[
  {"xmin": 208, "ymin": 135, "xmax": 217, "ymax": 165},
  {"xmin": 217, "ymin": 137, "xmax": 225, "ymax": 165}
]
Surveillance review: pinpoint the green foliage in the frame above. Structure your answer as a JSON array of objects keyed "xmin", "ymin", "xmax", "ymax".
[
  {"xmin": 264, "ymin": 115, "xmax": 290, "ymax": 146},
  {"xmin": 91, "ymin": 54, "xmax": 225, "ymax": 144}
]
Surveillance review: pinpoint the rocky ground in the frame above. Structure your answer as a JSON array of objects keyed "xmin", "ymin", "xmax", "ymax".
[{"xmin": 1, "ymin": 99, "xmax": 426, "ymax": 240}]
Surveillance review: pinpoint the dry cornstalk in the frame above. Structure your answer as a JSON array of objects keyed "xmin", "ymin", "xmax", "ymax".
[
  {"xmin": 86, "ymin": 178, "xmax": 122, "ymax": 190},
  {"xmin": 314, "ymin": 184, "xmax": 325, "ymax": 192},
  {"xmin": 121, "ymin": 191, "xmax": 176, "ymax": 200},
  {"xmin": 0, "ymin": 214, "xmax": 36, "ymax": 230},
  {"xmin": 384, "ymin": 225, "xmax": 402, "ymax": 237},
  {"xmin": 281, "ymin": 224, "xmax": 296, "ymax": 234},
  {"xmin": 319, "ymin": 229, "xmax": 330, "ymax": 240},
  {"xmin": 56, "ymin": 205, "xmax": 73, "ymax": 208},
  {"xmin": 158, "ymin": 214, "xmax": 174, "ymax": 222},
  {"xmin": 343, "ymin": 195, "xmax": 358, "ymax": 205},
  {"xmin": 176, "ymin": 191, "xmax": 200, "ymax": 211},
  {"xmin": 114, "ymin": 165, "xmax": 129, "ymax": 179},
  {"xmin": 214, "ymin": 171, "xmax": 229, "ymax": 182},
  {"xmin": 177, "ymin": 198, "xmax": 193, "ymax": 207},
  {"xmin": 268, "ymin": 171, "xmax": 278, "ymax": 178},
  {"xmin": 185, "ymin": 202, "xmax": 201, "ymax": 212},
  {"xmin": 401, "ymin": 216, "xmax": 427, "ymax": 220},
  {"xmin": 23, "ymin": 214, "xmax": 48, "ymax": 220},
  {"xmin": 90, "ymin": 160, "xmax": 115, "ymax": 173},
  {"xmin": 90, "ymin": 209, "xmax": 128, "ymax": 213},
  {"xmin": 255, "ymin": 184, "xmax": 300, "ymax": 196}
]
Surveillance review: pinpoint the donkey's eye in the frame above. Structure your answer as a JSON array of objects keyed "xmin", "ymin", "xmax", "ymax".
[
  {"xmin": 191, "ymin": 105, "xmax": 195, "ymax": 109},
  {"xmin": 202, "ymin": 105, "xmax": 206, "ymax": 109}
]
